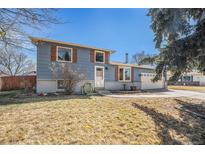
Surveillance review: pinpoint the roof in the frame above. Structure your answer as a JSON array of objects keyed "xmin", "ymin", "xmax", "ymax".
[
  {"xmin": 30, "ymin": 37, "xmax": 116, "ymax": 54},
  {"xmin": 110, "ymin": 61, "xmax": 155, "ymax": 70}
]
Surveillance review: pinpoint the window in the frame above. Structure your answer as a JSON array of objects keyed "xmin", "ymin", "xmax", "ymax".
[
  {"xmin": 119, "ymin": 68, "xmax": 124, "ymax": 81},
  {"xmin": 118, "ymin": 67, "xmax": 131, "ymax": 82},
  {"xmin": 57, "ymin": 80, "xmax": 64, "ymax": 89},
  {"xmin": 182, "ymin": 75, "xmax": 193, "ymax": 82},
  {"xmin": 95, "ymin": 51, "xmax": 104, "ymax": 63},
  {"xmin": 57, "ymin": 46, "xmax": 72, "ymax": 62},
  {"xmin": 125, "ymin": 68, "xmax": 131, "ymax": 80}
]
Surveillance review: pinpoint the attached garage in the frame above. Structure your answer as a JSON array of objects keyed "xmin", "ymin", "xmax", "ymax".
[{"xmin": 140, "ymin": 73, "xmax": 165, "ymax": 90}]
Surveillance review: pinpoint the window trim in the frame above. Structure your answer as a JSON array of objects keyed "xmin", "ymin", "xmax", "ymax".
[
  {"xmin": 118, "ymin": 66, "xmax": 131, "ymax": 82},
  {"xmin": 94, "ymin": 50, "xmax": 105, "ymax": 63},
  {"xmin": 56, "ymin": 46, "xmax": 73, "ymax": 63}
]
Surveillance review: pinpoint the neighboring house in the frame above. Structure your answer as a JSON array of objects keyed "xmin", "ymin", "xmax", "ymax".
[
  {"xmin": 168, "ymin": 70, "xmax": 205, "ymax": 86},
  {"xmin": 30, "ymin": 37, "xmax": 165, "ymax": 93}
]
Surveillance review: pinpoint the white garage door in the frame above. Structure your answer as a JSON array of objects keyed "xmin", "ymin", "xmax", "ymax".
[
  {"xmin": 199, "ymin": 77, "xmax": 205, "ymax": 86},
  {"xmin": 141, "ymin": 73, "xmax": 164, "ymax": 90}
]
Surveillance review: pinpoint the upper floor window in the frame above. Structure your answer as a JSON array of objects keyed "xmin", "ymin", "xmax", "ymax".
[
  {"xmin": 95, "ymin": 51, "xmax": 105, "ymax": 63},
  {"xmin": 57, "ymin": 46, "xmax": 72, "ymax": 62},
  {"xmin": 119, "ymin": 67, "xmax": 131, "ymax": 82}
]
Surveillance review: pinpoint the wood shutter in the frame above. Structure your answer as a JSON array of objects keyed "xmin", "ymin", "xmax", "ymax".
[
  {"xmin": 131, "ymin": 67, "xmax": 134, "ymax": 81},
  {"xmin": 72, "ymin": 48, "xmax": 77, "ymax": 63},
  {"xmin": 90, "ymin": 49, "xmax": 95, "ymax": 63},
  {"xmin": 51, "ymin": 45, "xmax": 57, "ymax": 61},
  {"xmin": 105, "ymin": 52, "xmax": 109, "ymax": 64},
  {"xmin": 115, "ymin": 65, "xmax": 119, "ymax": 81}
]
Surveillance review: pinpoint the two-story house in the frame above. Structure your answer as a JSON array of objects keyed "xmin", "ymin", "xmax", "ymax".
[{"xmin": 30, "ymin": 37, "xmax": 165, "ymax": 93}]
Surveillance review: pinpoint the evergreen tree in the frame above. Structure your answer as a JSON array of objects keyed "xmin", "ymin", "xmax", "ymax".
[{"xmin": 145, "ymin": 9, "xmax": 205, "ymax": 81}]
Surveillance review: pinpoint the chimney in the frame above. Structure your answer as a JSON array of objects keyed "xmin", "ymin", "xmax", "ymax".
[{"xmin": 125, "ymin": 53, "xmax": 128, "ymax": 63}]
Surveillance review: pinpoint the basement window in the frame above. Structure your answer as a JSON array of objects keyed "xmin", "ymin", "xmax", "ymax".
[{"xmin": 57, "ymin": 80, "xmax": 64, "ymax": 89}]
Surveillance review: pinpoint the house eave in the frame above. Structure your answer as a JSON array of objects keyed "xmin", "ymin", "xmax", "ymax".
[
  {"xmin": 110, "ymin": 62, "xmax": 155, "ymax": 70},
  {"xmin": 29, "ymin": 36, "xmax": 116, "ymax": 54}
]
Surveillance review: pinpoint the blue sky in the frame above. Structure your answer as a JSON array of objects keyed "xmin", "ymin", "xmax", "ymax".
[{"xmin": 29, "ymin": 8, "xmax": 157, "ymax": 62}]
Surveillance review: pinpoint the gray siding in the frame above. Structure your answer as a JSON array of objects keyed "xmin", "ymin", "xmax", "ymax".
[
  {"xmin": 37, "ymin": 43, "xmax": 113, "ymax": 80},
  {"xmin": 134, "ymin": 68, "xmax": 140, "ymax": 82},
  {"xmin": 37, "ymin": 42, "xmax": 155, "ymax": 83},
  {"xmin": 37, "ymin": 44, "xmax": 52, "ymax": 79},
  {"xmin": 105, "ymin": 65, "xmax": 115, "ymax": 81}
]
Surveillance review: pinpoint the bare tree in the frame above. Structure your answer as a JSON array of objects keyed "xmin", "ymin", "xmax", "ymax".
[
  {"xmin": 131, "ymin": 50, "xmax": 157, "ymax": 66},
  {"xmin": 50, "ymin": 63, "xmax": 85, "ymax": 94},
  {"xmin": 0, "ymin": 8, "xmax": 61, "ymax": 50},
  {"xmin": 0, "ymin": 48, "xmax": 35, "ymax": 76},
  {"xmin": 131, "ymin": 51, "xmax": 147, "ymax": 64}
]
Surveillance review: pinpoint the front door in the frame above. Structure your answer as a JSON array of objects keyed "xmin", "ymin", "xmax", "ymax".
[{"xmin": 95, "ymin": 66, "xmax": 104, "ymax": 88}]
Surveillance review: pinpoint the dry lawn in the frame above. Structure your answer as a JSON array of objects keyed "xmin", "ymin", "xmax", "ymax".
[
  {"xmin": 169, "ymin": 85, "xmax": 205, "ymax": 92},
  {"xmin": 0, "ymin": 93, "xmax": 205, "ymax": 144}
]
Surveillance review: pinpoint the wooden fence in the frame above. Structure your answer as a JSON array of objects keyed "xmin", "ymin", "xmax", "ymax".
[{"xmin": 0, "ymin": 75, "xmax": 36, "ymax": 91}]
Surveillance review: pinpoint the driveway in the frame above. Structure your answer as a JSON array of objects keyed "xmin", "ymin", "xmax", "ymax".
[
  {"xmin": 104, "ymin": 89, "xmax": 205, "ymax": 100},
  {"xmin": 166, "ymin": 89, "xmax": 205, "ymax": 100}
]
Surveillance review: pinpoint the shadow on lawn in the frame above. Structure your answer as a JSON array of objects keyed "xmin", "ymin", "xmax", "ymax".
[
  {"xmin": 175, "ymin": 99, "xmax": 205, "ymax": 119},
  {"xmin": 0, "ymin": 93, "xmax": 92, "ymax": 106},
  {"xmin": 132, "ymin": 100, "xmax": 205, "ymax": 145}
]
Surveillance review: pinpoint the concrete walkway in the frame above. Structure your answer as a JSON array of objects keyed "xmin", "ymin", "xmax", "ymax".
[{"xmin": 104, "ymin": 90, "xmax": 205, "ymax": 100}]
